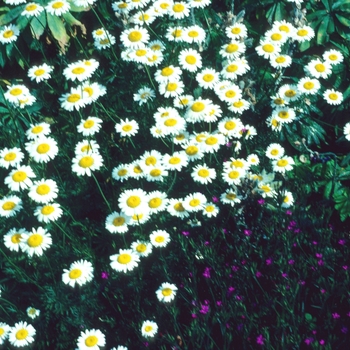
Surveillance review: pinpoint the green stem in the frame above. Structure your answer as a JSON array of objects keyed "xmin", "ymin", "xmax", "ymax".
[{"xmin": 91, "ymin": 172, "xmax": 112, "ymax": 212}]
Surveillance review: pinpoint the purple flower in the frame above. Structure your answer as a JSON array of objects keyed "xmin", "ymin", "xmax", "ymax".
[
  {"xmin": 228, "ymin": 286, "xmax": 235, "ymax": 293},
  {"xmin": 320, "ymin": 289, "xmax": 326, "ymax": 294},
  {"xmin": 203, "ymin": 267, "xmax": 211, "ymax": 278},
  {"xmin": 304, "ymin": 337, "xmax": 314, "ymax": 345},
  {"xmin": 237, "ymin": 323, "xmax": 243, "ymax": 331},
  {"xmin": 343, "ymin": 265, "xmax": 348, "ymax": 270},
  {"xmin": 298, "ymin": 280, "xmax": 305, "ymax": 285},
  {"xmin": 191, "ymin": 313, "xmax": 197, "ymax": 318},
  {"xmin": 282, "ymin": 272, "xmax": 288, "ymax": 278},
  {"xmin": 341, "ymin": 326, "xmax": 348, "ymax": 333},
  {"xmin": 319, "ymin": 340, "xmax": 325, "ymax": 345},
  {"xmin": 339, "ymin": 239, "xmax": 346, "ymax": 245},
  {"xmin": 315, "ymin": 253, "xmax": 322, "ymax": 259},
  {"xmin": 312, "ymin": 241, "xmax": 318, "ymax": 245},
  {"xmin": 101, "ymin": 271, "xmax": 109, "ymax": 279},
  {"xmin": 216, "ymin": 300, "xmax": 222, "ymax": 306},
  {"xmin": 199, "ymin": 305, "xmax": 209, "ymax": 314},
  {"xmin": 182, "ymin": 231, "xmax": 190, "ymax": 236},
  {"xmin": 232, "ymin": 265, "xmax": 239, "ymax": 272},
  {"xmin": 332, "ymin": 312, "xmax": 340, "ymax": 319},
  {"xmin": 256, "ymin": 334, "xmax": 264, "ymax": 345},
  {"xmin": 288, "ymin": 259, "xmax": 295, "ymax": 265},
  {"xmin": 318, "ymin": 260, "xmax": 324, "ymax": 266},
  {"xmin": 244, "ymin": 229, "xmax": 252, "ymax": 236},
  {"xmin": 266, "ymin": 258, "xmax": 272, "ymax": 265},
  {"xmin": 212, "ymin": 196, "xmax": 219, "ymax": 203},
  {"xmin": 225, "ymin": 142, "xmax": 232, "ymax": 147},
  {"xmin": 256, "ymin": 271, "xmax": 262, "ymax": 277},
  {"xmin": 286, "ymin": 210, "xmax": 292, "ymax": 215},
  {"xmin": 257, "ymin": 199, "xmax": 265, "ymax": 205}
]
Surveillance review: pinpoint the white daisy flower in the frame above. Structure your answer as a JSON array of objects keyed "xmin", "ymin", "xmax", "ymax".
[
  {"xmin": 305, "ymin": 59, "xmax": 332, "ymax": 79},
  {"xmin": 264, "ymin": 29, "xmax": 288, "ymax": 45},
  {"xmin": 25, "ymin": 137, "xmax": 58, "ymax": 163},
  {"xmin": 169, "ymin": 1, "xmax": 190, "ymax": 19},
  {"xmin": 71, "ymin": 152, "xmax": 104, "ymax": 176},
  {"xmin": 158, "ymin": 80, "xmax": 184, "ymax": 98},
  {"xmin": 173, "ymin": 130, "xmax": 190, "ymax": 144},
  {"xmin": 167, "ymin": 198, "xmax": 190, "ymax": 218},
  {"xmin": 105, "ymin": 211, "xmax": 130, "ymax": 234},
  {"xmin": 146, "ymin": 190, "xmax": 168, "ymax": 214},
  {"xmin": 75, "ymin": 140, "xmax": 100, "ymax": 155},
  {"xmin": 76, "ymin": 329, "xmax": 105, "ymax": 349},
  {"xmin": 182, "ymin": 192, "xmax": 207, "ymax": 212},
  {"xmin": 62, "ymin": 260, "xmax": 94, "ymax": 287},
  {"xmin": 220, "ymin": 188, "xmax": 242, "ymax": 206},
  {"xmin": 181, "ymin": 141, "xmax": 204, "ymax": 161},
  {"xmin": 217, "ymin": 83, "xmax": 242, "ymax": 104},
  {"xmin": 272, "ymin": 20, "xmax": 296, "ymax": 37},
  {"xmin": 133, "ymin": 87, "xmax": 156, "ymax": 105},
  {"xmin": 217, "ymin": 117, "xmax": 244, "ymax": 138},
  {"xmin": 162, "ymin": 151, "xmax": 188, "ymax": 171},
  {"xmin": 0, "ymin": 147, "xmax": 24, "ymax": 169},
  {"xmin": 59, "ymin": 88, "xmax": 88, "ymax": 111},
  {"xmin": 272, "ymin": 107, "xmax": 296, "ymax": 124},
  {"xmin": 272, "ymin": 156, "xmax": 295, "ymax": 173},
  {"xmin": 225, "ymin": 23, "xmax": 248, "ymax": 40},
  {"xmin": 182, "ymin": 25, "xmax": 206, "ymax": 44},
  {"xmin": 20, "ymin": 227, "xmax": 52, "ymax": 257},
  {"xmin": 202, "ymin": 202, "xmax": 219, "ymax": 218},
  {"xmin": 28, "ymin": 179, "xmax": 58, "ymax": 204},
  {"xmin": 0, "ymin": 322, "xmax": 11, "ymax": 345},
  {"xmin": 266, "ymin": 143, "xmax": 285, "ymax": 159},
  {"xmin": 45, "ymin": 0, "xmax": 70, "ymax": 16},
  {"xmin": 4, "ymin": 84, "xmax": 30, "ymax": 104},
  {"xmin": 144, "ymin": 165, "xmax": 168, "ymax": 182},
  {"xmin": 110, "ymin": 249, "xmax": 140, "ymax": 272},
  {"xmin": 185, "ymin": 97, "xmax": 213, "ymax": 123},
  {"xmin": 156, "ymin": 282, "xmax": 177, "ymax": 302},
  {"xmin": 131, "ymin": 240, "xmax": 153, "ymax": 257},
  {"xmin": 222, "ymin": 167, "xmax": 246, "ymax": 185},
  {"xmin": 270, "ymin": 54, "xmax": 292, "ymax": 69},
  {"xmin": 63, "ymin": 60, "xmax": 95, "ymax": 82},
  {"xmin": 112, "ymin": 163, "xmax": 130, "ymax": 182},
  {"xmin": 3, "ymin": 228, "xmax": 28, "ymax": 252},
  {"xmin": 178, "ymin": 48, "xmax": 202, "ymax": 72},
  {"xmin": 141, "ymin": 320, "xmax": 158, "ymax": 338},
  {"xmin": 4, "ymin": 165, "xmax": 36, "ymax": 192},
  {"xmin": 115, "ymin": 118, "xmax": 139, "ymax": 137},
  {"xmin": 120, "ymin": 26, "xmax": 150, "ymax": 49},
  {"xmin": 297, "ymin": 77, "xmax": 320, "ymax": 95},
  {"xmin": 344, "ymin": 122, "xmax": 350, "ymax": 141},
  {"xmin": 94, "ymin": 35, "xmax": 116, "ymax": 50},
  {"xmin": 77, "ymin": 117, "xmax": 103, "ymax": 136},
  {"xmin": 323, "ymin": 89, "xmax": 343, "ymax": 105},
  {"xmin": 26, "ymin": 307, "xmax": 40, "ymax": 319},
  {"xmin": 165, "ymin": 26, "xmax": 185, "ymax": 41},
  {"xmin": 221, "ymin": 59, "xmax": 250, "ymax": 80},
  {"xmin": 191, "ymin": 164, "xmax": 216, "ymax": 184},
  {"xmin": 80, "ymin": 82, "xmax": 107, "ymax": 103},
  {"xmin": 257, "ymin": 183, "xmax": 276, "ymax": 198},
  {"xmin": 219, "ymin": 41, "xmax": 246, "ymax": 60},
  {"xmin": 28, "ymin": 63, "xmax": 53, "ymax": 83},
  {"xmin": 34, "ymin": 203, "xmax": 63, "ymax": 223},
  {"xmin": 0, "ymin": 24, "xmax": 20, "ymax": 44},
  {"xmin": 256, "ymin": 40, "xmax": 281, "ymax": 59},
  {"xmin": 150, "ymin": 229, "xmax": 171, "ymax": 247},
  {"xmin": 118, "ymin": 188, "xmax": 148, "ymax": 216},
  {"xmin": 196, "ymin": 68, "xmax": 220, "ymax": 89},
  {"xmin": 293, "ymin": 25, "xmax": 315, "ymax": 42},
  {"xmin": 281, "ymin": 190, "xmax": 294, "ymax": 208},
  {"xmin": 227, "ymin": 99, "xmax": 250, "ymax": 114},
  {"xmin": 26, "ymin": 122, "xmax": 51, "ymax": 140},
  {"xmin": 8, "ymin": 322, "xmax": 35, "ymax": 348},
  {"xmin": 323, "ymin": 49, "xmax": 343, "ymax": 65},
  {"xmin": 0, "ymin": 195, "xmax": 22, "ymax": 218}
]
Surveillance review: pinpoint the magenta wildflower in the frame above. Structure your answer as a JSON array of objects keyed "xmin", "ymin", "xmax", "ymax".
[
  {"xmin": 332, "ymin": 312, "xmax": 340, "ymax": 319},
  {"xmin": 199, "ymin": 304, "xmax": 209, "ymax": 314},
  {"xmin": 232, "ymin": 265, "xmax": 239, "ymax": 272},
  {"xmin": 286, "ymin": 210, "xmax": 292, "ymax": 215},
  {"xmin": 341, "ymin": 326, "xmax": 348, "ymax": 333},
  {"xmin": 304, "ymin": 337, "xmax": 314, "ymax": 345},
  {"xmin": 320, "ymin": 289, "xmax": 326, "ymax": 294},
  {"xmin": 216, "ymin": 300, "xmax": 222, "ymax": 306},
  {"xmin": 101, "ymin": 271, "xmax": 109, "ymax": 279},
  {"xmin": 315, "ymin": 253, "xmax": 322, "ymax": 259},
  {"xmin": 319, "ymin": 340, "xmax": 325, "ymax": 345},
  {"xmin": 339, "ymin": 239, "xmax": 346, "ymax": 245},
  {"xmin": 288, "ymin": 259, "xmax": 295, "ymax": 265},
  {"xmin": 318, "ymin": 260, "xmax": 324, "ymax": 266},
  {"xmin": 266, "ymin": 258, "xmax": 272, "ymax": 265},
  {"xmin": 312, "ymin": 241, "xmax": 318, "ymax": 245},
  {"xmin": 203, "ymin": 267, "xmax": 211, "ymax": 278},
  {"xmin": 256, "ymin": 271, "xmax": 262, "ymax": 277},
  {"xmin": 244, "ymin": 229, "xmax": 252, "ymax": 236},
  {"xmin": 256, "ymin": 334, "xmax": 264, "ymax": 345},
  {"xmin": 182, "ymin": 231, "xmax": 190, "ymax": 236},
  {"xmin": 343, "ymin": 265, "xmax": 348, "ymax": 270},
  {"xmin": 191, "ymin": 313, "xmax": 197, "ymax": 318},
  {"xmin": 257, "ymin": 199, "xmax": 265, "ymax": 205},
  {"xmin": 282, "ymin": 272, "xmax": 288, "ymax": 278}
]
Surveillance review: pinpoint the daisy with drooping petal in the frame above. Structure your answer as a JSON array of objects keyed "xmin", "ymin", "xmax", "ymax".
[
  {"xmin": 227, "ymin": 99, "xmax": 250, "ymax": 114},
  {"xmin": 162, "ymin": 151, "xmax": 188, "ymax": 171},
  {"xmin": 185, "ymin": 97, "xmax": 213, "ymax": 123},
  {"xmin": 129, "ymin": 162, "xmax": 145, "ymax": 179},
  {"xmin": 182, "ymin": 192, "xmax": 207, "ymax": 212},
  {"xmin": 224, "ymin": 157, "xmax": 250, "ymax": 171},
  {"xmin": 225, "ymin": 23, "xmax": 248, "ymax": 40},
  {"xmin": 62, "ymin": 260, "xmax": 94, "ymax": 287},
  {"xmin": 297, "ymin": 77, "xmax": 320, "ymax": 95},
  {"xmin": 8, "ymin": 322, "xmax": 35, "ymax": 348},
  {"xmin": 120, "ymin": 26, "xmax": 150, "ymax": 48},
  {"xmin": 0, "ymin": 322, "xmax": 10, "ymax": 345},
  {"xmin": 4, "ymin": 165, "xmax": 36, "ymax": 192},
  {"xmin": 154, "ymin": 65, "xmax": 182, "ymax": 84},
  {"xmin": 26, "ymin": 122, "xmax": 51, "ymax": 140},
  {"xmin": 147, "ymin": 190, "xmax": 168, "ymax": 214},
  {"xmin": 266, "ymin": 143, "xmax": 285, "ymax": 159},
  {"xmin": 141, "ymin": 320, "xmax": 158, "ymax": 338},
  {"xmin": 305, "ymin": 59, "xmax": 332, "ymax": 79},
  {"xmin": 220, "ymin": 188, "xmax": 242, "ymax": 206},
  {"xmin": 182, "ymin": 25, "xmax": 206, "ymax": 44},
  {"xmin": 221, "ymin": 59, "xmax": 250, "ymax": 80},
  {"xmin": 178, "ymin": 48, "xmax": 202, "ymax": 72},
  {"xmin": 0, "ymin": 195, "xmax": 22, "ymax": 218},
  {"xmin": 165, "ymin": 26, "xmax": 185, "ymax": 41},
  {"xmin": 202, "ymin": 202, "xmax": 219, "ymax": 218},
  {"xmin": 281, "ymin": 190, "xmax": 294, "ymax": 208},
  {"xmin": 156, "ymin": 115, "xmax": 186, "ymax": 136},
  {"xmin": 270, "ymin": 54, "xmax": 292, "ymax": 69},
  {"xmin": 167, "ymin": 198, "xmax": 189, "ymax": 218},
  {"xmin": 219, "ymin": 41, "xmax": 246, "ymax": 60},
  {"xmin": 0, "ymin": 147, "xmax": 24, "ymax": 169},
  {"xmin": 293, "ymin": 25, "xmax": 315, "ymax": 42},
  {"xmin": 118, "ymin": 188, "xmax": 148, "ymax": 216},
  {"xmin": 27, "ymin": 307, "xmax": 40, "ymax": 319},
  {"xmin": 28, "ymin": 63, "xmax": 53, "ymax": 83},
  {"xmin": 115, "ymin": 119, "xmax": 139, "ymax": 137},
  {"xmin": 150, "ymin": 230, "xmax": 170, "ymax": 247},
  {"xmin": 158, "ymin": 80, "xmax": 184, "ymax": 98},
  {"xmin": 191, "ymin": 164, "xmax": 216, "ymax": 184},
  {"xmin": 272, "ymin": 107, "xmax": 296, "ymax": 124},
  {"xmin": 270, "ymin": 95, "xmax": 288, "ymax": 108},
  {"xmin": 59, "ymin": 87, "xmax": 88, "ymax": 111},
  {"xmin": 80, "ymin": 82, "xmax": 107, "ymax": 103},
  {"xmin": 20, "ymin": 227, "xmax": 52, "ymax": 257},
  {"xmin": 144, "ymin": 165, "xmax": 168, "ymax": 182},
  {"xmin": 169, "ymin": 1, "xmax": 190, "ymax": 19},
  {"xmin": 156, "ymin": 282, "xmax": 177, "ymax": 302},
  {"xmin": 45, "ymin": 0, "xmax": 70, "ymax": 16},
  {"xmin": 112, "ymin": 163, "xmax": 130, "ymax": 182},
  {"xmin": 25, "ymin": 137, "xmax": 58, "ymax": 163},
  {"xmin": 4, "ymin": 84, "xmax": 30, "ymax": 104},
  {"xmin": 34, "ymin": 203, "xmax": 63, "ymax": 223},
  {"xmin": 222, "ymin": 167, "xmax": 245, "ymax": 185},
  {"xmin": 112, "ymin": 0, "xmax": 132, "ymax": 14},
  {"xmin": 0, "ymin": 24, "xmax": 20, "ymax": 44},
  {"xmin": 181, "ymin": 141, "xmax": 204, "ymax": 161},
  {"xmin": 105, "ymin": 211, "xmax": 131, "ymax": 234},
  {"xmin": 217, "ymin": 117, "xmax": 244, "ymax": 138},
  {"xmin": 28, "ymin": 179, "xmax": 58, "ymax": 204},
  {"xmin": 77, "ymin": 117, "xmax": 103, "ymax": 136},
  {"xmin": 75, "ymin": 140, "xmax": 100, "ymax": 155},
  {"xmin": 272, "ymin": 20, "xmax": 296, "ymax": 37},
  {"xmin": 129, "ymin": 210, "xmax": 151, "ymax": 226},
  {"xmin": 94, "ymin": 35, "xmax": 116, "ymax": 50},
  {"xmin": 173, "ymin": 130, "xmax": 190, "ymax": 144},
  {"xmin": 110, "ymin": 249, "xmax": 140, "ymax": 272},
  {"xmin": 272, "ymin": 156, "xmax": 295, "ymax": 173},
  {"xmin": 4, "ymin": 228, "xmax": 28, "ymax": 252},
  {"xmin": 257, "ymin": 183, "xmax": 276, "ymax": 198},
  {"xmin": 217, "ymin": 83, "xmax": 242, "ymax": 104},
  {"xmin": 131, "ymin": 9, "xmax": 157, "ymax": 25},
  {"xmin": 71, "ymin": 152, "xmax": 104, "ymax": 176},
  {"xmin": 133, "ymin": 87, "xmax": 156, "ymax": 105},
  {"xmin": 256, "ymin": 40, "xmax": 281, "ymax": 59},
  {"xmin": 131, "ymin": 240, "xmax": 153, "ymax": 257},
  {"xmin": 63, "ymin": 60, "xmax": 95, "ymax": 82},
  {"xmin": 323, "ymin": 89, "xmax": 343, "ymax": 105},
  {"xmin": 76, "ymin": 329, "xmax": 105, "ymax": 350}
]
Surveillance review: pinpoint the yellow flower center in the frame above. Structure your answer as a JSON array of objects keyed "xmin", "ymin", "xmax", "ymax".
[
  {"xmin": 189, "ymin": 199, "xmax": 200, "ymax": 207},
  {"xmin": 275, "ymin": 56, "xmax": 286, "ymax": 63},
  {"xmin": 297, "ymin": 29, "xmax": 308, "ymax": 37},
  {"xmin": 32, "ymin": 125, "xmax": 43, "ymax": 134},
  {"xmin": 3, "ymin": 30, "xmax": 14, "ymax": 39},
  {"xmin": 277, "ymin": 159, "xmax": 288, "ymax": 167},
  {"xmin": 149, "ymin": 197, "xmax": 162, "ymax": 208},
  {"xmin": 198, "ymin": 169, "xmax": 209, "ymax": 177},
  {"xmin": 191, "ymin": 102, "xmax": 205, "ymax": 112},
  {"xmin": 4, "ymin": 152, "xmax": 16, "ymax": 161},
  {"xmin": 328, "ymin": 54, "xmax": 338, "ymax": 61},
  {"xmin": 203, "ymin": 74, "xmax": 214, "ymax": 82},
  {"xmin": 113, "ymin": 216, "xmax": 125, "ymax": 226},
  {"xmin": 185, "ymin": 146, "xmax": 198, "ymax": 155},
  {"xmin": 274, "ymin": 98, "xmax": 284, "ymax": 105},
  {"xmin": 205, "ymin": 205, "xmax": 215, "ymax": 212},
  {"xmin": 195, "ymin": 134, "xmax": 206, "ymax": 142},
  {"xmin": 226, "ymin": 193, "xmax": 236, "ymax": 200},
  {"xmin": 139, "ymin": 13, "xmax": 150, "ymax": 21},
  {"xmin": 10, "ymin": 88, "xmax": 22, "ymax": 96},
  {"xmin": 162, "ymin": 288, "xmax": 172, "ymax": 296},
  {"xmin": 118, "ymin": 3, "xmax": 128, "ymax": 8},
  {"xmin": 303, "ymin": 82, "xmax": 314, "ymax": 90},
  {"xmin": 231, "ymin": 27, "xmax": 241, "ymax": 34},
  {"xmin": 81, "ymin": 145, "xmax": 91, "ymax": 152},
  {"xmin": 2, "ymin": 201, "xmax": 16, "ymax": 211},
  {"xmin": 34, "ymin": 69, "xmax": 45, "ymax": 76},
  {"xmin": 271, "ymin": 33, "xmax": 282, "ymax": 41},
  {"xmin": 128, "ymin": 31, "xmax": 142, "ymax": 42},
  {"xmin": 15, "ymin": 329, "xmax": 28, "ymax": 340},
  {"xmin": 136, "ymin": 49, "xmax": 147, "ymax": 56},
  {"xmin": 155, "ymin": 235, "xmax": 165, "ymax": 243},
  {"xmin": 11, "ymin": 233, "xmax": 22, "ymax": 243},
  {"xmin": 233, "ymin": 101, "xmax": 244, "ymax": 108},
  {"xmin": 83, "ymin": 88, "xmax": 93, "ymax": 98},
  {"xmin": 226, "ymin": 44, "xmax": 238, "ymax": 53},
  {"xmin": 188, "ymin": 30, "xmax": 199, "ymax": 38},
  {"xmin": 72, "ymin": 67, "xmax": 85, "ymax": 75},
  {"xmin": 283, "ymin": 196, "xmax": 289, "ymax": 203},
  {"xmin": 126, "ymin": 196, "xmax": 141, "ymax": 208},
  {"xmin": 136, "ymin": 244, "xmax": 147, "ymax": 252},
  {"xmin": 164, "ymin": 118, "xmax": 177, "ymax": 126},
  {"xmin": 85, "ymin": 336, "xmax": 98, "ymax": 347},
  {"xmin": 173, "ymin": 3, "xmax": 185, "ymax": 12},
  {"xmin": 150, "ymin": 169, "xmax": 161, "ymax": 177},
  {"xmin": 26, "ymin": 4, "xmax": 38, "ymax": 11},
  {"xmin": 231, "ymin": 160, "xmax": 244, "ymax": 168},
  {"xmin": 83, "ymin": 119, "xmax": 95, "ymax": 129},
  {"xmin": 36, "ymin": 184, "xmax": 50, "ymax": 195},
  {"xmin": 95, "ymin": 29, "xmax": 104, "ymax": 36},
  {"xmin": 169, "ymin": 157, "xmax": 181, "ymax": 164},
  {"xmin": 226, "ymin": 64, "xmax": 238, "ymax": 73},
  {"xmin": 145, "ymin": 156, "xmax": 157, "ymax": 166},
  {"xmin": 328, "ymin": 93, "xmax": 338, "ymax": 100},
  {"xmin": 118, "ymin": 169, "xmax": 128, "ymax": 176},
  {"xmin": 27, "ymin": 233, "xmax": 43, "ymax": 247},
  {"xmin": 278, "ymin": 111, "xmax": 289, "ymax": 119},
  {"xmin": 262, "ymin": 44, "xmax": 274, "ymax": 53},
  {"xmin": 79, "ymin": 156, "xmax": 94, "ymax": 168},
  {"xmin": 122, "ymin": 125, "xmax": 133, "ymax": 132},
  {"xmin": 67, "ymin": 94, "xmax": 81, "ymax": 103},
  {"xmin": 171, "ymin": 29, "xmax": 182, "ymax": 38},
  {"xmin": 175, "ymin": 133, "xmax": 185, "ymax": 140},
  {"xmin": 315, "ymin": 64, "xmax": 325, "ymax": 72},
  {"xmin": 69, "ymin": 268, "xmax": 82, "ymax": 279},
  {"xmin": 145, "ymin": 326, "xmax": 153, "ymax": 332},
  {"xmin": 12, "ymin": 171, "xmax": 27, "ymax": 182},
  {"xmin": 133, "ymin": 165, "xmax": 142, "ymax": 173},
  {"xmin": 166, "ymin": 83, "xmax": 178, "ymax": 91},
  {"xmin": 205, "ymin": 136, "xmax": 217, "ymax": 145},
  {"xmin": 52, "ymin": 1, "xmax": 64, "ymax": 9},
  {"xmin": 28, "ymin": 308, "xmax": 37, "ymax": 315},
  {"xmin": 117, "ymin": 253, "xmax": 132, "ymax": 264},
  {"xmin": 270, "ymin": 149, "xmax": 279, "ymax": 156},
  {"xmin": 225, "ymin": 90, "xmax": 236, "ymax": 98},
  {"xmin": 228, "ymin": 170, "xmax": 240, "ymax": 179},
  {"xmin": 160, "ymin": 3, "xmax": 169, "ymax": 9},
  {"xmin": 271, "ymin": 119, "xmax": 279, "ymax": 127},
  {"xmin": 279, "ymin": 25, "xmax": 289, "ymax": 32},
  {"xmin": 41, "ymin": 205, "xmax": 55, "ymax": 215},
  {"xmin": 284, "ymin": 90, "xmax": 296, "ymax": 97},
  {"xmin": 37, "ymin": 143, "xmax": 50, "ymax": 154},
  {"xmin": 185, "ymin": 55, "xmax": 197, "ymax": 64},
  {"xmin": 174, "ymin": 202, "xmax": 185, "ymax": 212},
  {"xmin": 260, "ymin": 185, "xmax": 271, "ymax": 193},
  {"xmin": 225, "ymin": 121, "xmax": 236, "ymax": 130}
]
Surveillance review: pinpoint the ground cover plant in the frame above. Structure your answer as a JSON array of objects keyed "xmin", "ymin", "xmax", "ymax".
[{"xmin": 1, "ymin": 0, "xmax": 350, "ymax": 348}]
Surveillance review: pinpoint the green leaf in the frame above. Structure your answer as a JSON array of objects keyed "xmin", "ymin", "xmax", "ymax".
[
  {"xmin": 266, "ymin": 4, "xmax": 277, "ymax": 25},
  {"xmin": 333, "ymin": 0, "xmax": 350, "ymax": 10},
  {"xmin": 0, "ymin": 5, "xmax": 24, "ymax": 26},
  {"xmin": 335, "ymin": 13, "xmax": 350, "ymax": 26},
  {"xmin": 299, "ymin": 40, "xmax": 311, "ymax": 52},
  {"xmin": 321, "ymin": 0, "xmax": 331, "ymax": 11},
  {"xmin": 47, "ymin": 13, "xmax": 69, "ymax": 53},
  {"xmin": 62, "ymin": 12, "xmax": 86, "ymax": 35},
  {"xmin": 317, "ymin": 16, "xmax": 330, "ymax": 44},
  {"xmin": 323, "ymin": 181, "xmax": 333, "ymax": 199},
  {"xmin": 305, "ymin": 313, "xmax": 313, "ymax": 321},
  {"xmin": 327, "ymin": 17, "xmax": 335, "ymax": 34},
  {"xmin": 29, "ymin": 12, "xmax": 47, "ymax": 39}
]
